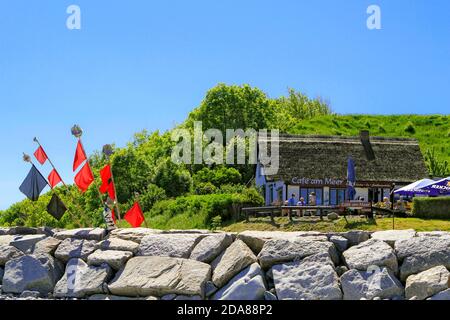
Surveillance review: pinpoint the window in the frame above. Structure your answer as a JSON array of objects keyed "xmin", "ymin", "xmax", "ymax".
[
  {"xmin": 330, "ymin": 188, "xmax": 346, "ymax": 205},
  {"xmin": 300, "ymin": 188, "xmax": 323, "ymax": 205},
  {"xmin": 269, "ymin": 185, "xmax": 274, "ymax": 204}
]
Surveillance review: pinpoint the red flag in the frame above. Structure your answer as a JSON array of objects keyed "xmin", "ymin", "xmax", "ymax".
[
  {"xmin": 111, "ymin": 209, "xmax": 116, "ymax": 224},
  {"xmin": 73, "ymin": 141, "xmax": 87, "ymax": 172},
  {"xmin": 48, "ymin": 169, "xmax": 62, "ymax": 189},
  {"xmin": 124, "ymin": 202, "xmax": 144, "ymax": 228},
  {"xmin": 74, "ymin": 163, "xmax": 94, "ymax": 193},
  {"xmin": 99, "ymin": 164, "xmax": 116, "ymax": 200},
  {"xmin": 34, "ymin": 146, "xmax": 48, "ymax": 165}
]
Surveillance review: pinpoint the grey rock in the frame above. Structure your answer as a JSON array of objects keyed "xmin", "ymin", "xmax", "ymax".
[
  {"xmin": 174, "ymin": 295, "xmax": 202, "ymax": 300},
  {"xmin": 9, "ymin": 235, "xmax": 46, "ymax": 253},
  {"xmin": 87, "ymin": 249, "xmax": 133, "ymax": 271},
  {"xmin": 405, "ymin": 265, "xmax": 450, "ymax": 300},
  {"xmin": 341, "ymin": 231, "xmax": 370, "ymax": 246},
  {"xmin": 212, "ymin": 263, "xmax": 266, "ymax": 300},
  {"xmin": 340, "ymin": 268, "xmax": 404, "ymax": 300},
  {"xmin": 257, "ymin": 238, "xmax": 338, "ymax": 269},
  {"xmin": 138, "ymin": 234, "xmax": 204, "ymax": 258},
  {"xmin": 109, "ymin": 228, "xmax": 161, "ymax": 243},
  {"xmin": 54, "ymin": 258, "xmax": 112, "ymax": 298},
  {"xmin": 108, "ymin": 256, "xmax": 211, "ymax": 297},
  {"xmin": 96, "ymin": 238, "xmax": 139, "ymax": 254},
  {"xmin": 20, "ymin": 290, "xmax": 41, "ymax": 298},
  {"xmin": 428, "ymin": 289, "xmax": 450, "ymax": 300},
  {"xmin": 0, "ymin": 228, "xmax": 9, "ymax": 236},
  {"xmin": 371, "ymin": 229, "xmax": 416, "ymax": 247},
  {"xmin": 272, "ymin": 254, "xmax": 342, "ymax": 300},
  {"xmin": 0, "ymin": 235, "xmax": 14, "ymax": 245},
  {"xmin": 264, "ymin": 291, "xmax": 278, "ymax": 300},
  {"xmin": 161, "ymin": 293, "xmax": 177, "ymax": 300},
  {"xmin": 32, "ymin": 237, "xmax": 61, "ymax": 255},
  {"xmin": 237, "ymin": 231, "xmax": 326, "ymax": 254},
  {"xmin": 7, "ymin": 227, "xmax": 38, "ymax": 235},
  {"xmin": 190, "ymin": 234, "xmax": 233, "ymax": 263},
  {"xmin": 330, "ymin": 235, "xmax": 348, "ymax": 252},
  {"xmin": 2, "ymin": 254, "xmax": 61, "ymax": 295},
  {"xmin": 54, "ymin": 238, "xmax": 97, "ymax": 263},
  {"xmin": 417, "ymin": 231, "xmax": 450, "ymax": 238},
  {"xmin": 395, "ymin": 236, "xmax": 450, "ymax": 281},
  {"xmin": 89, "ymin": 294, "xmax": 153, "ymax": 300},
  {"xmin": 327, "ymin": 212, "xmax": 339, "ymax": 221},
  {"xmin": 343, "ymin": 239, "xmax": 398, "ymax": 274},
  {"xmin": 205, "ymin": 281, "xmax": 218, "ymax": 297},
  {"xmin": 336, "ymin": 266, "xmax": 349, "ymax": 277},
  {"xmin": 0, "ymin": 267, "xmax": 3, "ymax": 284},
  {"xmin": 212, "ymin": 240, "xmax": 257, "ymax": 288},
  {"xmin": 0, "ymin": 245, "xmax": 24, "ymax": 266},
  {"xmin": 54, "ymin": 228, "xmax": 106, "ymax": 241}
]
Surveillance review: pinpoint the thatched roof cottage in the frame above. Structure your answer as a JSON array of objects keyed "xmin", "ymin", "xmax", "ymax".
[{"xmin": 256, "ymin": 131, "xmax": 428, "ymax": 205}]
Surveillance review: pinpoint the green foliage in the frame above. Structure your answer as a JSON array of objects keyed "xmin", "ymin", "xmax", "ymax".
[
  {"xmin": 412, "ymin": 197, "xmax": 450, "ymax": 219},
  {"xmin": 404, "ymin": 121, "xmax": 416, "ymax": 134},
  {"xmin": 424, "ymin": 148, "xmax": 449, "ymax": 177},
  {"xmin": 152, "ymin": 158, "xmax": 192, "ymax": 197},
  {"xmin": 210, "ymin": 215, "xmax": 222, "ymax": 231},
  {"xmin": 146, "ymin": 190, "xmax": 263, "ymax": 230},
  {"xmin": 193, "ymin": 166, "xmax": 242, "ymax": 188}
]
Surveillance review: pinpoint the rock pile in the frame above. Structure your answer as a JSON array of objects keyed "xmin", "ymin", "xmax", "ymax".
[{"xmin": 0, "ymin": 227, "xmax": 449, "ymax": 300}]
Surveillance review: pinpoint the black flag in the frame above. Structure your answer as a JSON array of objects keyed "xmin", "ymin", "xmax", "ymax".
[
  {"xmin": 19, "ymin": 165, "xmax": 48, "ymax": 201},
  {"xmin": 47, "ymin": 194, "xmax": 67, "ymax": 220}
]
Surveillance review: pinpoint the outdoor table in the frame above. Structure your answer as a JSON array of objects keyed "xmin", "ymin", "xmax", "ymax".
[{"xmin": 281, "ymin": 206, "xmax": 338, "ymax": 221}]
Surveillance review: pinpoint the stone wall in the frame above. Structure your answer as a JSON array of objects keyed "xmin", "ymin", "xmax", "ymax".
[{"xmin": 0, "ymin": 227, "xmax": 449, "ymax": 300}]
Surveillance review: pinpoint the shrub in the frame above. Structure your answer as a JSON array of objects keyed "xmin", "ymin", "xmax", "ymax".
[
  {"xmin": 412, "ymin": 197, "xmax": 450, "ymax": 219},
  {"xmin": 147, "ymin": 190, "xmax": 264, "ymax": 229},
  {"xmin": 404, "ymin": 122, "xmax": 416, "ymax": 134},
  {"xmin": 378, "ymin": 125, "xmax": 386, "ymax": 133}
]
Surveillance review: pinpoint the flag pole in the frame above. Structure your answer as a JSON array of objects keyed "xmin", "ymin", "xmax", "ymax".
[
  {"xmin": 33, "ymin": 137, "xmax": 85, "ymax": 226},
  {"xmin": 102, "ymin": 144, "xmax": 122, "ymax": 223},
  {"xmin": 71, "ymin": 125, "xmax": 108, "ymax": 226},
  {"xmin": 134, "ymin": 192, "xmax": 148, "ymax": 228}
]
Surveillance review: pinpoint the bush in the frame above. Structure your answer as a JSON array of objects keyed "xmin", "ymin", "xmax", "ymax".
[
  {"xmin": 146, "ymin": 190, "xmax": 264, "ymax": 229},
  {"xmin": 412, "ymin": 197, "xmax": 450, "ymax": 219},
  {"xmin": 404, "ymin": 122, "xmax": 416, "ymax": 134}
]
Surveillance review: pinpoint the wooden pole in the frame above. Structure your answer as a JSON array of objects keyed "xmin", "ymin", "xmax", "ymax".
[{"xmin": 33, "ymin": 137, "xmax": 88, "ymax": 226}]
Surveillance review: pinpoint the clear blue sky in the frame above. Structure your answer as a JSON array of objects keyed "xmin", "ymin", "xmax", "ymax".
[{"xmin": 0, "ymin": 0, "xmax": 449, "ymax": 209}]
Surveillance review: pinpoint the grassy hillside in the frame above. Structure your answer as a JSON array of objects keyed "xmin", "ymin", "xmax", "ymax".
[{"xmin": 288, "ymin": 114, "xmax": 450, "ymax": 164}]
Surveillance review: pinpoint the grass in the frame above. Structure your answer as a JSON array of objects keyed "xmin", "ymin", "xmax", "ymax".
[
  {"xmin": 221, "ymin": 216, "xmax": 450, "ymax": 233},
  {"xmin": 289, "ymin": 114, "xmax": 450, "ymax": 164}
]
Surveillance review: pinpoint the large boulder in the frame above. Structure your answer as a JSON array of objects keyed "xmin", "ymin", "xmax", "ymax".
[
  {"xmin": 87, "ymin": 250, "xmax": 133, "ymax": 271},
  {"xmin": 428, "ymin": 289, "xmax": 450, "ymax": 300},
  {"xmin": 340, "ymin": 231, "xmax": 371, "ymax": 246},
  {"xmin": 108, "ymin": 228, "xmax": 161, "ymax": 243},
  {"xmin": 9, "ymin": 235, "xmax": 47, "ymax": 253},
  {"xmin": 405, "ymin": 266, "xmax": 450, "ymax": 300},
  {"xmin": 54, "ymin": 258, "xmax": 112, "ymax": 298},
  {"xmin": 54, "ymin": 238, "xmax": 97, "ymax": 263},
  {"xmin": 257, "ymin": 238, "xmax": 338, "ymax": 270},
  {"xmin": 342, "ymin": 239, "xmax": 398, "ymax": 274},
  {"xmin": 108, "ymin": 256, "xmax": 211, "ymax": 297},
  {"xmin": 395, "ymin": 236, "xmax": 450, "ymax": 281},
  {"xmin": 272, "ymin": 253, "xmax": 342, "ymax": 300},
  {"xmin": 212, "ymin": 263, "xmax": 266, "ymax": 300},
  {"xmin": 340, "ymin": 268, "xmax": 404, "ymax": 300},
  {"xmin": 32, "ymin": 237, "xmax": 61, "ymax": 255},
  {"xmin": 0, "ymin": 235, "xmax": 14, "ymax": 245},
  {"xmin": 2, "ymin": 254, "xmax": 62, "ymax": 295},
  {"xmin": 96, "ymin": 238, "xmax": 139, "ymax": 254},
  {"xmin": 0, "ymin": 245, "xmax": 24, "ymax": 266},
  {"xmin": 190, "ymin": 234, "xmax": 233, "ymax": 263},
  {"xmin": 371, "ymin": 229, "xmax": 416, "ymax": 247},
  {"xmin": 0, "ymin": 228, "xmax": 9, "ymax": 235},
  {"xmin": 138, "ymin": 234, "xmax": 204, "ymax": 258},
  {"xmin": 237, "ymin": 231, "xmax": 326, "ymax": 254},
  {"xmin": 212, "ymin": 240, "xmax": 257, "ymax": 288},
  {"xmin": 329, "ymin": 235, "xmax": 348, "ymax": 252},
  {"xmin": 54, "ymin": 228, "xmax": 106, "ymax": 241}
]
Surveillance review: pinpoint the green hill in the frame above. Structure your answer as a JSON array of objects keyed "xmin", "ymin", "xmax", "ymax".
[{"xmin": 288, "ymin": 114, "xmax": 450, "ymax": 165}]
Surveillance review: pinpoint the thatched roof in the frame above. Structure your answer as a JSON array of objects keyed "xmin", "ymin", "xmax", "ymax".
[{"xmin": 259, "ymin": 133, "xmax": 428, "ymax": 186}]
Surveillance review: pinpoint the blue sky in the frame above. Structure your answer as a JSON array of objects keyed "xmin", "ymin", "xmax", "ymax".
[{"xmin": 0, "ymin": 0, "xmax": 449, "ymax": 209}]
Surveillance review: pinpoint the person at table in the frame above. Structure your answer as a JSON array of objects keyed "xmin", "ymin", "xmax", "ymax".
[
  {"xmin": 288, "ymin": 193, "xmax": 297, "ymax": 206},
  {"xmin": 297, "ymin": 197, "xmax": 306, "ymax": 217},
  {"xmin": 309, "ymin": 192, "xmax": 317, "ymax": 206}
]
